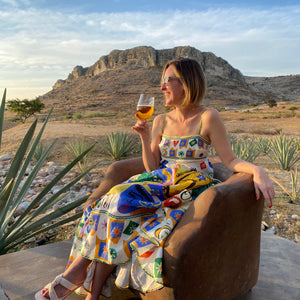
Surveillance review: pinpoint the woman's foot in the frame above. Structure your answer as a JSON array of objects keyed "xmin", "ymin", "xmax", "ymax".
[{"xmin": 36, "ymin": 273, "xmax": 85, "ymax": 299}]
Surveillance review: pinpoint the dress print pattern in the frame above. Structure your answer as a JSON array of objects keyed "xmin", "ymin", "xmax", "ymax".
[{"xmin": 67, "ymin": 134, "xmax": 215, "ymax": 296}]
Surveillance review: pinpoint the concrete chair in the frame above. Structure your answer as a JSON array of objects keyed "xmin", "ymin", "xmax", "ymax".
[{"xmin": 106, "ymin": 157, "xmax": 264, "ymax": 300}]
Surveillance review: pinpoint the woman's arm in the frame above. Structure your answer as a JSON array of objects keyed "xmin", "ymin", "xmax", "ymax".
[
  {"xmin": 202, "ymin": 108, "xmax": 274, "ymax": 208},
  {"xmin": 132, "ymin": 114, "xmax": 163, "ymax": 172}
]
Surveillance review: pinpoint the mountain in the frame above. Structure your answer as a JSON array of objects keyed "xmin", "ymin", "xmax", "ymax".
[{"xmin": 40, "ymin": 46, "xmax": 299, "ymax": 116}]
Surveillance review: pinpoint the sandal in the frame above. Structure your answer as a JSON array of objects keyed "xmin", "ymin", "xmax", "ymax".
[{"xmin": 35, "ymin": 274, "xmax": 82, "ymax": 300}]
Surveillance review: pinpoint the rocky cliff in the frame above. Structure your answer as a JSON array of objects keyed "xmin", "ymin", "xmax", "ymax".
[{"xmin": 41, "ymin": 46, "xmax": 299, "ymax": 116}]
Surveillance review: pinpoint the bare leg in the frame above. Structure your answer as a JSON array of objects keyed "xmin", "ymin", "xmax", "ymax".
[
  {"xmin": 85, "ymin": 262, "xmax": 116, "ymax": 300},
  {"xmin": 84, "ymin": 157, "xmax": 144, "ymax": 210},
  {"xmin": 42, "ymin": 255, "xmax": 90, "ymax": 299},
  {"xmin": 42, "ymin": 158, "xmax": 142, "ymax": 299}
]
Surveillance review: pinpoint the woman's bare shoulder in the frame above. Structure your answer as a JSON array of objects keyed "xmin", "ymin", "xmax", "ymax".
[
  {"xmin": 201, "ymin": 107, "xmax": 220, "ymax": 120},
  {"xmin": 153, "ymin": 113, "xmax": 165, "ymax": 124}
]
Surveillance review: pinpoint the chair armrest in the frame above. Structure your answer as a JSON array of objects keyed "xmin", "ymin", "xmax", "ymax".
[{"xmin": 161, "ymin": 172, "xmax": 264, "ymax": 299}]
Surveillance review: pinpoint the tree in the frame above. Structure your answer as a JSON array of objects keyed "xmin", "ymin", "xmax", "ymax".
[
  {"xmin": 267, "ymin": 98, "xmax": 277, "ymax": 108},
  {"xmin": 7, "ymin": 98, "xmax": 45, "ymax": 123}
]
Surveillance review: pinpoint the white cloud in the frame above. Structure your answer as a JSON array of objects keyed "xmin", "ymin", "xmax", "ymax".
[{"xmin": 0, "ymin": 6, "xmax": 299, "ymax": 98}]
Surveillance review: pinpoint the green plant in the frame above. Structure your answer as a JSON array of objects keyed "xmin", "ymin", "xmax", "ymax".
[
  {"xmin": 271, "ymin": 168, "xmax": 300, "ymax": 204},
  {"xmin": 267, "ymin": 135, "xmax": 300, "ymax": 171},
  {"xmin": 0, "ymin": 89, "xmax": 96, "ymax": 254},
  {"xmin": 103, "ymin": 132, "xmax": 135, "ymax": 160},
  {"xmin": 230, "ymin": 135, "xmax": 261, "ymax": 163},
  {"xmin": 65, "ymin": 139, "xmax": 93, "ymax": 173},
  {"xmin": 32, "ymin": 142, "xmax": 48, "ymax": 162},
  {"xmin": 72, "ymin": 113, "xmax": 83, "ymax": 120},
  {"xmin": 255, "ymin": 137, "xmax": 271, "ymax": 155},
  {"xmin": 85, "ymin": 112, "xmax": 116, "ymax": 118},
  {"xmin": 288, "ymin": 106, "xmax": 298, "ymax": 111},
  {"xmin": 267, "ymin": 98, "xmax": 277, "ymax": 108},
  {"xmin": 6, "ymin": 97, "xmax": 45, "ymax": 123}
]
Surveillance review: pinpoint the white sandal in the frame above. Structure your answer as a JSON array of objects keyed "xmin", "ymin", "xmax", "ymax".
[{"xmin": 35, "ymin": 274, "xmax": 82, "ymax": 300}]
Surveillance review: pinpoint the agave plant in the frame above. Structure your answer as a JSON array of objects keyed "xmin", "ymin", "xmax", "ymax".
[
  {"xmin": 65, "ymin": 139, "xmax": 92, "ymax": 173},
  {"xmin": 255, "ymin": 136, "xmax": 271, "ymax": 155},
  {"xmin": 103, "ymin": 131, "xmax": 135, "ymax": 160},
  {"xmin": 267, "ymin": 135, "xmax": 300, "ymax": 171},
  {"xmin": 0, "ymin": 89, "xmax": 96, "ymax": 254},
  {"xmin": 230, "ymin": 135, "xmax": 261, "ymax": 163},
  {"xmin": 271, "ymin": 168, "xmax": 300, "ymax": 204}
]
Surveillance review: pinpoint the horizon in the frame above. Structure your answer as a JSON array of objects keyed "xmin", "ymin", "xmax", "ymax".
[{"xmin": 0, "ymin": 0, "xmax": 299, "ymax": 100}]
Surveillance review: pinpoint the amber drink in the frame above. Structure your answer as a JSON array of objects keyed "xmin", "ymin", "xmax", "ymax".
[
  {"xmin": 137, "ymin": 105, "xmax": 154, "ymax": 120},
  {"xmin": 136, "ymin": 94, "xmax": 154, "ymax": 120}
]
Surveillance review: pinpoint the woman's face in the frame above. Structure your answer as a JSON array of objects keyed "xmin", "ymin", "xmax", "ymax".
[{"xmin": 161, "ymin": 65, "xmax": 185, "ymax": 107}]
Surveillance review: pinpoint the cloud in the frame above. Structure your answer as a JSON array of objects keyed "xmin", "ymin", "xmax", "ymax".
[{"xmin": 0, "ymin": 5, "xmax": 299, "ymax": 98}]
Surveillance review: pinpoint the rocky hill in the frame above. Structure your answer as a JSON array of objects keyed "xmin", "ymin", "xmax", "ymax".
[{"xmin": 40, "ymin": 46, "xmax": 300, "ymax": 116}]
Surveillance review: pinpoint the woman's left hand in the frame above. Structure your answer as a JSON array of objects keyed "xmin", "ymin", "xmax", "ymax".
[{"xmin": 253, "ymin": 166, "xmax": 274, "ymax": 208}]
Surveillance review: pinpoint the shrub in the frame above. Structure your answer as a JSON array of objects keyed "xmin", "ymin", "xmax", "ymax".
[
  {"xmin": 32, "ymin": 142, "xmax": 48, "ymax": 162},
  {"xmin": 230, "ymin": 135, "xmax": 260, "ymax": 163},
  {"xmin": 102, "ymin": 132, "xmax": 135, "ymax": 160},
  {"xmin": 72, "ymin": 113, "xmax": 83, "ymax": 120},
  {"xmin": 267, "ymin": 135, "xmax": 300, "ymax": 170},
  {"xmin": 255, "ymin": 137, "xmax": 271, "ymax": 155},
  {"xmin": 84, "ymin": 112, "xmax": 117, "ymax": 118},
  {"xmin": 271, "ymin": 168, "xmax": 300, "ymax": 204},
  {"xmin": 65, "ymin": 139, "xmax": 94, "ymax": 173},
  {"xmin": 267, "ymin": 98, "xmax": 277, "ymax": 108}
]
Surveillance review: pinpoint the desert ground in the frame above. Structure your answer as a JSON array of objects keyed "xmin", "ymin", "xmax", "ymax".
[{"xmin": 1, "ymin": 101, "xmax": 300, "ymax": 245}]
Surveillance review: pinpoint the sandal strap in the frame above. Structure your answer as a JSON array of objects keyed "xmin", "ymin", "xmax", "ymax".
[
  {"xmin": 48, "ymin": 274, "xmax": 78, "ymax": 300},
  {"xmin": 59, "ymin": 275, "xmax": 78, "ymax": 290}
]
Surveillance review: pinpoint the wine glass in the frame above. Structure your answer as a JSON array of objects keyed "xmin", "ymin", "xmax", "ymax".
[{"xmin": 136, "ymin": 94, "xmax": 154, "ymax": 120}]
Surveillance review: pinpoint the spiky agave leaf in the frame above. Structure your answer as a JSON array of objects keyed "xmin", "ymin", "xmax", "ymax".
[
  {"xmin": 0, "ymin": 89, "xmax": 6, "ymax": 151},
  {"xmin": 0, "ymin": 108, "xmax": 54, "ymax": 229},
  {"xmin": 0, "ymin": 89, "xmax": 97, "ymax": 254}
]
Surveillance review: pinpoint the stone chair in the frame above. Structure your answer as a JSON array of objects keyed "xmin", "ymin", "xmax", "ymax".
[{"xmin": 105, "ymin": 156, "xmax": 264, "ymax": 300}]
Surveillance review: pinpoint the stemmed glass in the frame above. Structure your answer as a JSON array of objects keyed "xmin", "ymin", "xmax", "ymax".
[{"xmin": 136, "ymin": 94, "xmax": 154, "ymax": 120}]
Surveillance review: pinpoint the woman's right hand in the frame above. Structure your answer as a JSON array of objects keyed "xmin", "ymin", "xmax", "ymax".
[{"xmin": 132, "ymin": 114, "xmax": 151, "ymax": 142}]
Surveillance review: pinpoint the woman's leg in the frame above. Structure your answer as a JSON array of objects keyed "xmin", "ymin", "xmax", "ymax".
[
  {"xmin": 85, "ymin": 262, "xmax": 116, "ymax": 300},
  {"xmin": 41, "ymin": 255, "xmax": 90, "ymax": 298}
]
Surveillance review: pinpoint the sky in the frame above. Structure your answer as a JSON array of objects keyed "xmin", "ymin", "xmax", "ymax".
[{"xmin": 0, "ymin": 0, "xmax": 299, "ymax": 100}]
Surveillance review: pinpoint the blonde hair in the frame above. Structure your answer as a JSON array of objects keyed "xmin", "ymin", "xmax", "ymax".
[{"xmin": 162, "ymin": 58, "xmax": 206, "ymax": 108}]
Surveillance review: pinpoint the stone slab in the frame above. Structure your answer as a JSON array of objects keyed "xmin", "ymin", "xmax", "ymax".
[{"xmin": 0, "ymin": 231, "xmax": 299, "ymax": 300}]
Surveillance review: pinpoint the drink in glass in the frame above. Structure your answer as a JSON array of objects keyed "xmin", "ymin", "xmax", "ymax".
[{"xmin": 136, "ymin": 94, "xmax": 154, "ymax": 120}]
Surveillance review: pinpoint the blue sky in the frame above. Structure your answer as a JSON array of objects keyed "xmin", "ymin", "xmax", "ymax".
[{"xmin": 1, "ymin": 0, "xmax": 299, "ymax": 99}]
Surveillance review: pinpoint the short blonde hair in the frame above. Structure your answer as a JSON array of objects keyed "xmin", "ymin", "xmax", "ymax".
[{"xmin": 162, "ymin": 58, "xmax": 206, "ymax": 108}]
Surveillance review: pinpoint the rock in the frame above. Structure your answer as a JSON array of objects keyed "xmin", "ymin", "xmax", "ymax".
[
  {"xmin": 266, "ymin": 226, "xmax": 276, "ymax": 235},
  {"xmin": 295, "ymin": 234, "xmax": 300, "ymax": 243},
  {"xmin": 292, "ymin": 214, "xmax": 300, "ymax": 221},
  {"xmin": 45, "ymin": 45, "xmax": 284, "ymax": 114},
  {"xmin": 13, "ymin": 201, "xmax": 31, "ymax": 217},
  {"xmin": 0, "ymin": 282, "xmax": 9, "ymax": 300},
  {"xmin": 269, "ymin": 209, "xmax": 276, "ymax": 215},
  {"xmin": 0, "ymin": 154, "xmax": 11, "ymax": 161},
  {"xmin": 286, "ymin": 215, "xmax": 293, "ymax": 222},
  {"xmin": 24, "ymin": 236, "xmax": 36, "ymax": 244}
]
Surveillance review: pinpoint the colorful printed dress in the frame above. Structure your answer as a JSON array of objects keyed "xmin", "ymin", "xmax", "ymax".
[{"xmin": 68, "ymin": 122, "xmax": 215, "ymax": 296}]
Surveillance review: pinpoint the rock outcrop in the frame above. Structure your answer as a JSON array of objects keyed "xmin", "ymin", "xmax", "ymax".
[{"xmin": 40, "ymin": 46, "xmax": 299, "ymax": 116}]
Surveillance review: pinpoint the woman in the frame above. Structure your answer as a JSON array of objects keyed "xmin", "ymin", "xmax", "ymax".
[{"xmin": 36, "ymin": 58, "xmax": 274, "ymax": 300}]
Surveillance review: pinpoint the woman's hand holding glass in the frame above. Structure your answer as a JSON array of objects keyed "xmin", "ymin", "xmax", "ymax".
[{"xmin": 132, "ymin": 94, "xmax": 154, "ymax": 139}]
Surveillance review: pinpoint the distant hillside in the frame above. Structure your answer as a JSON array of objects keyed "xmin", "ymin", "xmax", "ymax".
[{"xmin": 40, "ymin": 46, "xmax": 300, "ymax": 116}]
